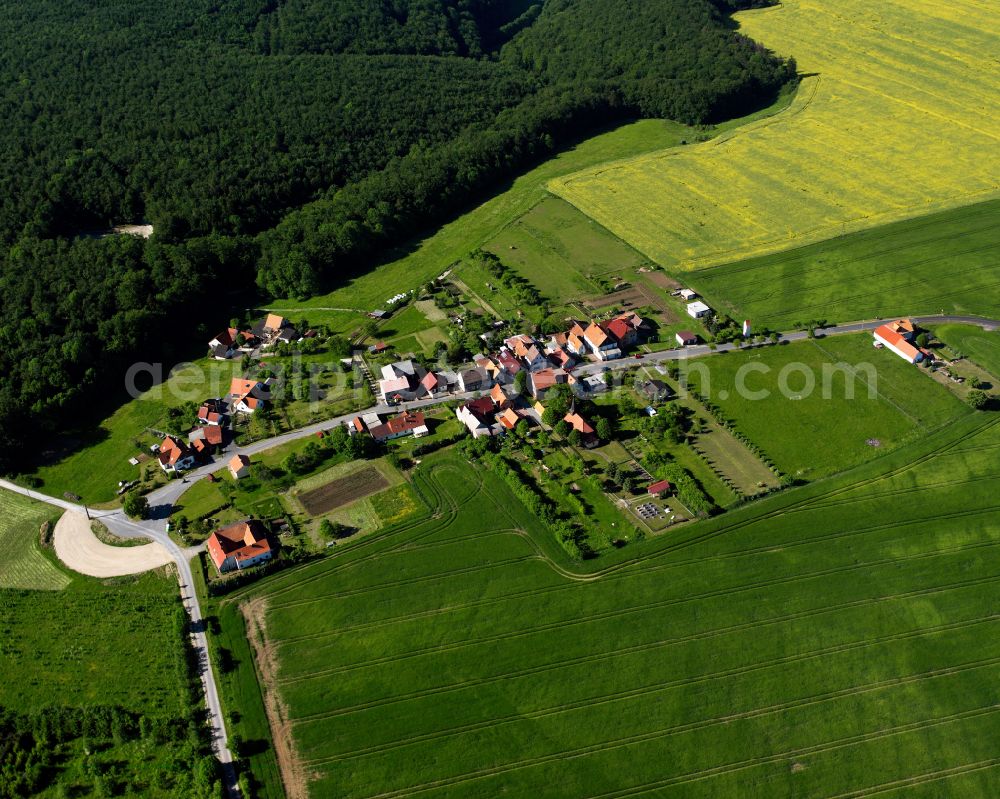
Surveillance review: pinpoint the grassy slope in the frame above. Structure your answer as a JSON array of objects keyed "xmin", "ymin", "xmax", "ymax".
[
  {"xmin": 690, "ymin": 199, "xmax": 1000, "ymax": 330},
  {"xmin": 934, "ymin": 325, "xmax": 1000, "ymax": 377},
  {"xmin": 0, "ymin": 491, "xmax": 70, "ymax": 590},
  {"xmin": 685, "ymin": 334, "xmax": 968, "ymax": 479},
  {"xmin": 550, "ymin": 0, "xmax": 1000, "ymax": 271},
  {"xmin": 264, "ymin": 90, "xmax": 798, "ymax": 317},
  {"xmin": 235, "ymin": 415, "xmax": 1000, "ymax": 797}
]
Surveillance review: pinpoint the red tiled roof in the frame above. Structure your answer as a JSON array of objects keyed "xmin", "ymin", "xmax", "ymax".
[
  {"xmin": 421, "ymin": 371, "xmax": 439, "ymax": 390},
  {"xmin": 204, "ymin": 426, "xmax": 223, "ymax": 445},
  {"xmin": 206, "ymin": 520, "xmax": 271, "ymax": 570},
  {"xmin": 648, "ymin": 480, "xmax": 672, "ymax": 495},
  {"xmin": 564, "ymin": 412, "xmax": 595, "ymax": 437},
  {"xmin": 584, "ymin": 323, "xmax": 608, "ymax": 348},
  {"xmin": 228, "ymin": 454, "xmax": 250, "ymax": 473},
  {"xmin": 605, "ymin": 318, "xmax": 631, "ymax": 342},
  {"xmin": 874, "ymin": 324, "xmax": 920, "ymax": 360}
]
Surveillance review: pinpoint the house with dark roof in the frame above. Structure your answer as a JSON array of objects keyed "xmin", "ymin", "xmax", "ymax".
[
  {"xmin": 638, "ymin": 379, "xmax": 672, "ymax": 404},
  {"xmin": 207, "ymin": 520, "xmax": 273, "ymax": 573},
  {"xmin": 458, "ymin": 367, "xmax": 490, "ymax": 393}
]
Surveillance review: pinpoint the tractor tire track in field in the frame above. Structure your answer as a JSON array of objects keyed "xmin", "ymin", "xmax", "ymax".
[
  {"xmin": 347, "ymin": 701, "xmax": 1000, "ymax": 799},
  {"xmin": 290, "ymin": 609, "xmax": 1000, "ymax": 726},
  {"xmin": 276, "ymin": 505, "xmax": 1000, "ymax": 646},
  {"xmin": 244, "ymin": 463, "xmax": 470, "ymax": 604},
  {"xmin": 303, "ymin": 641, "xmax": 1000, "ymax": 766},
  {"xmin": 583, "ymin": 721, "xmax": 1000, "ymax": 799},
  {"xmin": 820, "ymin": 759, "xmax": 1000, "ymax": 799},
  {"xmin": 278, "ymin": 564, "xmax": 1000, "ymax": 687}
]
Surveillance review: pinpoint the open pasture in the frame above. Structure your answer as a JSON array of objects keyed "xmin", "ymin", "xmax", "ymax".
[
  {"xmin": 690, "ymin": 200, "xmax": 1000, "ymax": 331},
  {"xmin": 551, "ymin": 0, "xmax": 1000, "ymax": 272},
  {"xmin": 683, "ymin": 334, "xmax": 967, "ymax": 480},
  {"xmin": 0, "ymin": 490, "xmax": 69, "ymax": 590},
  {"xmin": 483, "ymin": 196, "xmax": 650, "ymax": 303},
  {"xmin": 233, "ymin": 416, "xmax": 1000, "ymax": 798}
]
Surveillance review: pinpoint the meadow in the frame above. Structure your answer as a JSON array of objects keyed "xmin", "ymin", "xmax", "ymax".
[
  {"xmin": 227, "ymin": 414, "xmax": 1000, "ymax": 797},
  {"xmin": 550, "ymin": 0, "xmax": 1000, "ymax": 272},
  {"xmin": 689, "ymin": 200, "xmax": 1000, "ymax": 330},
  {"xmin": 934, "ymin": 325, "xmax": 1000, "ymax": 378},
  {"xmin": 0, "ymin": 491, "xmax": 70, "ymax": 590},
  {"xmin": 262, "ymin": 91, "xmax": 798, "ymax": 319},
  {"xmin": 683, "ymin": 334, "xmax": 968, "ymax": 479}
]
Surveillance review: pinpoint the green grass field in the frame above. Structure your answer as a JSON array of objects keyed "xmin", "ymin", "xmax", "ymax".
[
  {"xmin": 684, "ymin": 335, "xmax": 968, "ymax": 479},
  {"xmin": 0, "ymin": 491, "xmax": 70, "ymax": 590},
  {"xmin": 483, "ymin": 196, "xmax": 651, "ymax": 302},
  {"xmin": 226, "ymin": 415, "xmax": 1000, "ymax": 797},
  {"xmin": 934, "ymin": 325, "xmax": 1000, "ymax": 378},
  {"xmin": 689, "ymin": 200, "xmax": 1000, "ymax": 330},
  {"xmin": 263, "ymin": 90, "xmax": 798, "ymax": 321}
]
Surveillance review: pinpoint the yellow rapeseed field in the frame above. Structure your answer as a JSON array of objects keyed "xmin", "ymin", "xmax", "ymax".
[{"xmin": 549, "ymin": 0, "xmax": 1000, "ymax": 270}]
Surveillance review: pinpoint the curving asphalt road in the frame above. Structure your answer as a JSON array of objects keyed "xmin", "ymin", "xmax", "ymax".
[{"xmin": 2, "ymin": 311, "xmax": 997, "ymax": 797}]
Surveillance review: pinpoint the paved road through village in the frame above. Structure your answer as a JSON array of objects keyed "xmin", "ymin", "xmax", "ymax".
[{"xmin": 2, "ymin": 312, "xmax": 997, "ymax": 797}]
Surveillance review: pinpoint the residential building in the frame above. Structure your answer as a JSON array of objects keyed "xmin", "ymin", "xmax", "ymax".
[
  {"xmin": 207, "ymin": 520, "xmax": 273, "ymax": 573},
  {"xmin": 456, "ymin": 397, "xmax": 502, "ymax": 438},
  {"xmin": 458, "ymin": 367, "xmax": 490, "ymax": 393},
  {"xmin": 584, "ymin": 323, "xmax": 622, "ymax": 361},
  {"xmin": 605, "ymin": 317, "xmax": 637, "ymax": 348},
  {"xmin": 158, "ymin": 436, "xmax": 196, "ymax": 473},
  {"xmin": 418, "ymin": 371, "xmax": 440, "ymax": 398},
  {"xmin": 686, "ymin": 301, "xmax": 712, "ymax": 319},
  {"xmin": 208, "ymin": 328, "xmax": 239, "ymax": 359},
  {"xmin": 498, "ymin": 408, "xmax": 522, "ymax": 431},
  {"xmin": 676, "ymin": 330, "xmax": 699, "ymax": 346},
  {"xmin": 230, "ymin": 378, "xmax": 267, "ymax": 414},
  {"xmin": 638, "ymin": 379, "xmax": 672, "ymax": 403},
  {"xmin": 530, "ymin": 368, "xmax": 568, "ymax": 399},
  {"xmin": 229, "ymin": 454, "xmax": 252, "ymax": 479},
  {"xmin": 197, "ymin": 398, "xmax": 226, "ymax": 426},
  {"xmin": 378, "ymin": 376, "xmax": 414, "ymax": 404},
  {"xmin": 368, "ymin": 411, "xmax": 429, "ymax": 442},
  {"xmin": 521, "ymin": 344, "xmax": 548, "ymax": 372}
]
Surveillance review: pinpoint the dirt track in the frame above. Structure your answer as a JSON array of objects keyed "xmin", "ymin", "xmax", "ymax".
[{"xmin": 53, "ymin": 511, "xmax": 172, "ymax": 577}]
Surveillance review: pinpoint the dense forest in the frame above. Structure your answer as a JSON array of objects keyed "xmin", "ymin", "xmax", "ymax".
[{"xmin": 0, "ymin": 0, "xmax": 795, "ymax": 473}]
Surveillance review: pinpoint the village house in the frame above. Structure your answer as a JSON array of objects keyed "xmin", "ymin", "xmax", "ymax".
[
  {"xmin": 491, "ymin": 383, "xmax": 513, "ymax": 409},
  {"xmin": 530, "ymin": 368, "xmax": 569, "ymax": 399},
  {"xmin": 208, "ymin": 328, "xmax": 240, "ymax": 360},
  {"xmin": 207, "ymin": 519, "xmax": 273, "ymax": 573},
  {"xmin": 229, "ymin": 377, "xmax": 267, "ymax": 414},
  {"xmin": 458, "ymin": 367, "xmax": 491, "ymax": 393},
  {"xmin": 584, "ymin": 323, "xmax": 622, "ymax": 361},
  {"xmin": 456, "ymin": 396, "xmax": 503, "ymax": 438},
  {"xmin": 158, "ymin": 435, "xmax": 197, "ymax": 473},
  {"xmin": 378, "ymin": 376, "xmax": 414, "ymax": 404},
  {"xmin": 498, "ymin": 407, "xmax": 523, "ymax": 431},
  {"xmin": 228, "ymin": 454, "xmax": 251, "ymax": 479},
  {"xmin": 605, "ymin": 317, "xmax": 637, "ymax": 349},
  {"xmin": 197, "ymin": 398, "xmax": 226, "ymax": 426},
  {"xmin": 252, "ymin": 313, "xmax": 300, "ymax": 347},
  {"xmin": 494, "ymin": 350, "xmax": 523, "ymax": 383},
  {"xmin": 638, "ymin": 379, "xmax": 673, "ymax": 404},
  {"xmin": 676, "ymin": 330, "xmax": 699, "ymax": 346},
  {"xmin": 417, "ymin": 371, "xmax": 441, "ymax": 398},
  {"xmin": 368, "ymin": 411, "xmax": 429, "ymax": 442},
  {"xmin": 679, "ymin": 288, "xmax": 698, "ymax": 301},
  {"xmin": 521, "ymin": 344, "xmax": 548, "ymax": 372},
  {"xmin": 188, "ymin": 424, "xmax": 224, "ymax": 456},
  {"xmin": 873, "ymin": 319, "xmax": 925, "ymax": 364}
]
